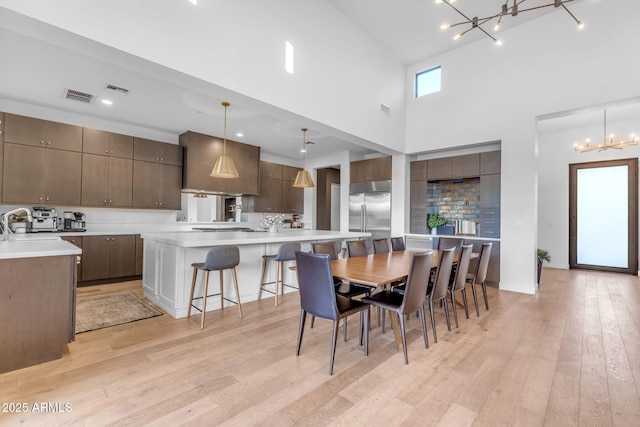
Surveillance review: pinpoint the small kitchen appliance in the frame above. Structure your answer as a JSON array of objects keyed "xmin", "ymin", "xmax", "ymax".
[
  {"xmin": 29, "ymin": 207, "xmax": 58, "ymax": 232},
  {"xmin": 62, "ymin": 211, "xmax": 86, "ymax": 232}
]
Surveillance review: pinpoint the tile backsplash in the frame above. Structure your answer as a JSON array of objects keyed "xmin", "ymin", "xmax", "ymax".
[{"xmin": 427, "ymin": 178, "xmax": 480, "ymax": 223}]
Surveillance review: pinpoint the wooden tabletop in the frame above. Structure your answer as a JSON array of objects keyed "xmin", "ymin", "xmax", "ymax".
[{"xmin": 330, "ymin": 249, "xmax": 475, "ymax": 287}]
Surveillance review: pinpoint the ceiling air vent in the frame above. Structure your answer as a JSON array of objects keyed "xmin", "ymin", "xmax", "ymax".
[
  {"xmin": 106, "ymin": 84, "xmax": 129, "ymax": 95},
  {"xmin": 65, "ymin": 88, "xmax": 95, "ymax": 104},
  {"xmin": 380, "ymin": 103, "xmax": 391, "ymax": 116}
]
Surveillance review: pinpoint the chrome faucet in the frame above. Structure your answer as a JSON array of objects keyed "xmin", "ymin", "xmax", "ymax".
[{"xmin": 2, "ymin": 208, "xmax": 33, "ymax": 241}]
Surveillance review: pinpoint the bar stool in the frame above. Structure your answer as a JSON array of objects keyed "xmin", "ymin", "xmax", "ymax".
[
  {"xmin": 188, "ymin": 246, "xmax": 243, "ymax": 330},
  {"xmin": 258, "ymin": 242, "xmax": 300, "ymax": 307}
]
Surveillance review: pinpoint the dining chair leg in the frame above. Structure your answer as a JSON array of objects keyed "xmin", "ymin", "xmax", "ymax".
[
  {"xmin": 187, "ymin": 268, "xmax": 197, "ymax": 319},
  {"xmin": 482, "ymin": 282, "xmax": 489, "ymax": 310},
  {"xmin": 258, "ymin": 258, "xmax": 267, "ymax": 301},
  {"xmin": 311, "ymin": 316, "xmax": 315, "ymax": 328},
  {"xmin": 296, "ymin": 310, "xmax": 307, "ymax": 356},
  {"xmin": 381, "ymin": 309, "xmax": 386, "ymax": 333},
  {"xmin": 274, "ymin": 262, "xmax": 280, "ymax": 307},
  {"xmin": 343, "ymin": 318, "xmax": 348, "ymax": 342},
  {"xmin": 364, "ymin": 308, "xmax": 369, "ymax": 356},
  {"xmin": 330, "ymin": 320, "xmax": 340, "ymax": 375},
  {"xmin": 219, "ymin": 270, "xmax": 224, "ymax": 311},
  {"xmin": 201, "ymin": 270, "xmax": 210, "ymax": 330},
  {"xmin": 461, "ymin": 289, "xmax": 470, "ymax": 319},
  {"xmin": 443, "ymin": 298, "xmax": 451, "ymax": 331},
  {"xmin": 450, "ymin": 291, "xmax": 459, "ymax": 328},
  {"xmin": 429, "ymin": 300, "xmax": 437, "ymax": 343},
  {"xmin": 399, "ymin": 313, "xmax": 408, "ymax": 365},
  {"xmin": 231, "ymin": 267, "xmax": 243, "ymax": 319},
  {"xmin": 418, "ymin": 307, "xmax": 429, "ymax": 349},
  {"xmin": 471, "ymin": 282, "xmax": 480, "ymax": 317}
]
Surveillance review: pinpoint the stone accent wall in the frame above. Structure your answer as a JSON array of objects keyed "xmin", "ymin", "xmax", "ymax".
[{"xmin": 427, "ymin": 178, "xmax": 480, "ymax": 223}]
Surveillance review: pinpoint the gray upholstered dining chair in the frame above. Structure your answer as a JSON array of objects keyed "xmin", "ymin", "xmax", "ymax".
[
  {"xmin": 467, "ymin": 242, "xmax": 492, "ymax": 316},
  {"xmin": 437, "ymin": 237, "xmax": 463, "ymax": 252},
  {"xmin": 390, "ymin": 237, "xmax": 405, "ymax": 251},
  {"xmin": 188, "ymin": 245, "xmax": 243, "ymax": 329},
  {"xmin": 258, "ymin": 242, "xmax": 300, "ymax": 307},
  {"xmin": 426, "ymin": 247, "xmax": 455, "ymax": 343},
  {"xmin": 448, "ymin": 243, "xmax": 473, "ymax": 328},
  {"xmin": 346, "ymin": 240, "xmax": 368, "ymax": 258},
  {"xmin": 311, "ymin": 241, "xmax": 373, "ymax": 340},
  {"xmin": 373, "ymin": 238, "xmax": 390, "ymax": 254},
  {"xmin": 362, "ymin": 251, "xmax": 434, "ymax": 364},
  {"xmin": 295, "ymin": 251, "xmax": 370, "ymax": 375}
]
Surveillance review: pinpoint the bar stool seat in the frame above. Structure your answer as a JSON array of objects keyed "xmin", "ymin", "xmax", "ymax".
[
  {"xmin": 188, "ymin": 246, "xmax": 243, "ymax": 329},
  {"xmin": 258, "ymin": 242, "xmax": 300, "ymax": 307}
]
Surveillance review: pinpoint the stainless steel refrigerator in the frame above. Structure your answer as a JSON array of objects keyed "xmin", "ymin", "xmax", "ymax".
[{"xmin": 349, "ymin": 180, "xmax": 391, "ymax": 240}]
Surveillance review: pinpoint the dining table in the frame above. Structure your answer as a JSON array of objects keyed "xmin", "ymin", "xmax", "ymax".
[{"xmin": 330, "ymin": 249, "xmax": 478, "ymax": 352}]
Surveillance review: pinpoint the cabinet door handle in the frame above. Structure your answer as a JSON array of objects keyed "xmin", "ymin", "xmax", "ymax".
[
  {"xmin": 105, "ymin": 150, "xmax": 109, "ymax": 154},
  {"xmin": 110, "ymin": 150, "xmax": 114, "ymax": 155},
  {"xmin": 47, "ymin": 141, "xmax": 51, "ymax": 145},
  {"xmin": 109, "ymin": 200, "xmax": 113, "ymax": 204},
  {"xmin": 45, "ymin": 197, "xmax": 50, "ymax": 202},
  {"xmin": 40, "ymin": 140, "xmax": 45, "ymax": 144},
  {"xmin": 158, "ymin": 202, "xmax": 163, "ymax": 207},
  {"xmin": 106, "ymin": 237, "xmax": 110, "ymax": 241}
]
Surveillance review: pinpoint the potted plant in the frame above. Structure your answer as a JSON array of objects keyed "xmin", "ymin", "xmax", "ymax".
[
  {"xmin": 427, "ymin": 213, "xmax": 447, "ymax": 235},
  {"xmin": 281, "ymin": 218, "xmax": 293, "ymax": 228},
  {"xmin": 537, "ymin": 249, "xmax": 551, "ymax": 285}
]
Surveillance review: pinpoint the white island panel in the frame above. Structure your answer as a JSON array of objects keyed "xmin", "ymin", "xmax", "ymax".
[{"xmin": 141, "ymin": 230, "xmax": 369, "ymax": 318}]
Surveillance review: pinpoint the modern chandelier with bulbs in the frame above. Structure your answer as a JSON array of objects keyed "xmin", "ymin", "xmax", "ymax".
[
  {"xmin": 574, "ymin": 109, "xmax": 639, "ymax": 153},
  {"xmin": 436, "ymin": 0, "xmax": 584, "ymax": 46}
]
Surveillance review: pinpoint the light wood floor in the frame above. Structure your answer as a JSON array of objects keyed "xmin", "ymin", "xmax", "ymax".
[{"xmin": 2, "ymin": 268, "xmax": 640, "ymax": 426}]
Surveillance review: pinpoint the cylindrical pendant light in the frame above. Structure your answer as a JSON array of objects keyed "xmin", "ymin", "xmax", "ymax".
[
  {"xmin": 210, "ymin": 101, "xmax": 239, "ymax": 179},
  {"xmin": 293, "ymin": 128, "xmax": 315, "ymax": 188}
]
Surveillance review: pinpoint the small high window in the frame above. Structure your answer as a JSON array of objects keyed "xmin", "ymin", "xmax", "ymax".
[{"xmin": 415, "ymin": 66, "xmax": 441, "ymax": 97}]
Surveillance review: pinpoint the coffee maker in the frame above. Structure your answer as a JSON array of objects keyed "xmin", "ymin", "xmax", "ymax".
[{"xmin": 62, "ymin": 211, "xmax": 86, "ymax": 232}]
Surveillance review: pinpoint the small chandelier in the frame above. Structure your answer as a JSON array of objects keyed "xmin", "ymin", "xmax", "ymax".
[
  {"xmin": 437, "ymin": 0, "xmax": 584, "ymax": 46},
  {"xmin": 574, "ymin": 109, "xmax": 639, "ymax": 153},
  {"xmin": 210, "ymin": 101, "xmax": 239, "ymax": 179},
  {"xmin": 293, "ymin": 128, "xmax": 315, "ymax": 188}
]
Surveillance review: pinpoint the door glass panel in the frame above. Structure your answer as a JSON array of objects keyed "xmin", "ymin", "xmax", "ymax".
[{"xmin": 577, "ymin": 165, "xmax": 628, "ymax": 268}]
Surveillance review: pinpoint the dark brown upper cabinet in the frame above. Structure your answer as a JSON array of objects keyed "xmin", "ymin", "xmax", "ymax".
[
  {"xmin": 134, "ymin": 138, "xmax": 183, "ymax": 166},
  {"xmin": 180, "ymin": 131, "xmax": 260, "ymax": 195},
  {"xmin": 427, "ymin": 154, "xmax": 479, "ymax": 180},
  {"xmin": 4, "ymin": 113, "xmax": 82, "ymax": 152},
  {"xmin": 83, "ymin": 128, "xmax": 133, "ymax": 159},
  {"xmin": 350, "ymin": 156, "xmax": 392, "ymax": 183},
  {"xmin": 480, "ymin": 151, "xmax": 501, "ymax": 175}
]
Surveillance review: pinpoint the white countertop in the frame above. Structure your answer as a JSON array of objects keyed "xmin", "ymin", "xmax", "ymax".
[
  {"xmin": 0, "ymin": 234, "xmax": 82, "ymax": 259},
  {"xmin": 141, "ymin": 229, "xmax": 371, "ymax": 248},
  {"xmin": 405, "ymin": 233, "xmax": 500, "ymax": 242}
]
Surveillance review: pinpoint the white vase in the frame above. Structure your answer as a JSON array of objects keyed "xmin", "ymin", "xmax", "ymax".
[
  {"xmin": 431, "ymin": 227, "xmax": 437, "ymax": 235},
  {"xmin": 269, "ymin": 225, "xmax": 277, "ymax": 233}
]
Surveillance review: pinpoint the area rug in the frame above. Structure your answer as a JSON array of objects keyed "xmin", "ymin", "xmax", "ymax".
[{"xmin": 76, "ymin": 291, "xmax": 162, "ymax": 333}]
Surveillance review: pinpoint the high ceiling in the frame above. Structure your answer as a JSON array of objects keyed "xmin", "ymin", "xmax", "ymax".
[{"xmin": 0, "ymin": 1, "xmax": 590, "ymax": 161}]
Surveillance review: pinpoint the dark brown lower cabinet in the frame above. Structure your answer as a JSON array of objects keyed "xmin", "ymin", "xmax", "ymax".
[
  {"xmin": 61, "ymin": 236, "xmax": 82, "ymax": 280},
  {"xmin": 0, "ymin": 255, "xmax": 76, "ymax": 374},
  {"xmin": 81, "ymin": 235, "xmax": 135, "ymax": 282}
]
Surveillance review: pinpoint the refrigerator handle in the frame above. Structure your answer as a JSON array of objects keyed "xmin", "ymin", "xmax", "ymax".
[{"xmin": 363, "ymin": 204, "xmax": 367, "ymax": 232}]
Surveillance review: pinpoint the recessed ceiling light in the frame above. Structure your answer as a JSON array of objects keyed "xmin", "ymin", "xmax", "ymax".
[
  {"xmin": 236, "ymin": 133, "xmax": 244, "ymax": 137},
  {"xmin": 101, "ymin": 99, "xmax": 113, "ymax": 105},
  {"xmin": 190, "ymin": 0, "xmax": 197, "ymax": 5}
]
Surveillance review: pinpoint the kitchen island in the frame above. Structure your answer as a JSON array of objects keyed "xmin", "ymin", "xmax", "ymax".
[
  {"xmin": 140, "ymin": 230, "xmax": 370, "ymax": 318},
  {"xmin": 0, "ymin": 235, "xmax": 81, "ymax": 373}
]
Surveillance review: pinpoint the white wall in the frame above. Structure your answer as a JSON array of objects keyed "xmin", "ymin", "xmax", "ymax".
[
  {"xmin": 537, "ymin": 113, "xmax": 640, "ymax": 270},
  {"xmin": 405, "ymin": 0, "xmax": 640, "ymax": 294},
  {"xmin": 0, "ymin": 0, "xmax": 406, "ymax": 152}
]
